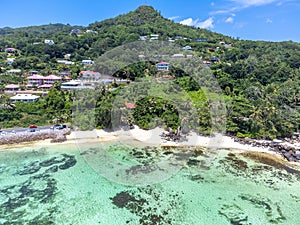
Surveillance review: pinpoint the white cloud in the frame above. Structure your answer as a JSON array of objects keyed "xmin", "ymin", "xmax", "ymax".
[
  {"xmin": 180, "ymin": 17, "xmax": 214, "ymax": 29},
  {"xmin": 231, "ymin": 0, "xmax": 277, "ymax": 7},
  {"xmin": 266, "ymin": 18, "xmax": 273, "ymax": 23},
  {"xmin": 168, "ymin": 16, "xmax": 180, "ymax": 20},
  {"xmin": 211, "ymin": 0, "xmax": 284, "ymax": 15},
  {"xmin": 225, "ymin": 17, "xmax": 234, "ymax": 23}
]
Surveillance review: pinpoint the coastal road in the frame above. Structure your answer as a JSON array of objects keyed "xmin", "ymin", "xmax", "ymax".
[{"xmin": 0, "ymin": 125, "xmax": 67, "ymax": 135}]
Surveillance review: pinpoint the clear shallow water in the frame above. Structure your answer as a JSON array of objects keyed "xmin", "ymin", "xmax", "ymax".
[{"xmin": 1, "ymin": 142, "xmax": 300, "ymax": 225}]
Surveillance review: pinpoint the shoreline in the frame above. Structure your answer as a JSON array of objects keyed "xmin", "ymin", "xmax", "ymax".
[{"xmin": 0, "ymin": 126, "xmax": 299, "ymax": 164}]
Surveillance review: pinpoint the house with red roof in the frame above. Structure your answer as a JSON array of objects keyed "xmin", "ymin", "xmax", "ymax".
[
  {"xmin": 125, "ymin": 102, "xmax": 136, "ymax": 109},
  {"xmin": 79, "ymin": 70, "xmax": 101, "ymax": 80},
  {"xmin": 4, "ymin": 48, "xmax": 17, "ymax": 53}
]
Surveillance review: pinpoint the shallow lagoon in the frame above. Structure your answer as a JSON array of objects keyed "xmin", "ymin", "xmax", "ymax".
[{"xmin": 1, "ymin": 142, "xmax": 300, "ymax": 225}]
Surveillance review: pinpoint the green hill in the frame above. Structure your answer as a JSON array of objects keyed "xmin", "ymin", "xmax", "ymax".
[{"xmin": 0, "ymin": 5, "xmax": 300, "ymax": 139}]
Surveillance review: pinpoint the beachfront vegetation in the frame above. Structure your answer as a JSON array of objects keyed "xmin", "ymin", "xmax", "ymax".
[{"xmin": 0, "ymin": 6, "xmax": 300, "ymax": 138}]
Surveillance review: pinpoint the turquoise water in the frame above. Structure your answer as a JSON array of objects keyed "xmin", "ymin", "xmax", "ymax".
[{"xmin": 1, "ymin": 142, "xmax": 300, "ymax": 225}]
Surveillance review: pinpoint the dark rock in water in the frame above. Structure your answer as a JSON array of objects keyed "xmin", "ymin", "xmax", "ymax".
[
  {"xmin": 58, "ymin": 155, "xmax": 76, "ymax": 170},
  {"xmin": 219, "ymin": 204, "xmax": 248, "ymax": 225},
  {"xmin": 163, "ymin": 151, "xmax": 173, "ymax": 155},
  {"xmin": 39, "ymin": 157, "xmax": 64, "ymax": 167},
  {"xmin": 111, "ymin": 187, "xmax": 183, "ymax": 225},
  {"xmin": 190, "ymin": 174, "xmax": 204, "ymax": 181},
  {"xmin": 187, "ymin": 158, "xmax": 200, "ymax": 166},
  {"xmin": 125, "ymin": 164, "xmax": 157, "ymax": 175},
  {"xmin": 173, "ymin": 152, "xmax": 194, "ymax": 161},
  {"xmin": 17, "ymin": 161, "xmax": 41, "ymax": 176},
  {"xmin": 239, "ymin": 194, "xmax": 286, "ymax": 223},
  {"xmin": 45, "ymin": 165, "xmax": 59, "ymax": 173},
  {"xmin": 111, "ymin": 191, "xmax": 137, "ymax": 208}
]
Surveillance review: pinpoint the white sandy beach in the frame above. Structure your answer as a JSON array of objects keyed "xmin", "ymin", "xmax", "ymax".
[
  {"xmin": 0, "ymin": 125, "xmax": 285, "ymax": 160},
  {"xmin": 59, "ymin": 125, "xmax": 274, "ymax": 154}
]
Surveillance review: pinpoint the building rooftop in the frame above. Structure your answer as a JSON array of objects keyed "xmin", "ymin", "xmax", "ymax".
[
  {"xmin": 5, "ymin": 84, "xmax": 19, "ymax": 89},
  {"xmin": 10, "ymin": 94, "xmax": 40, "ymax": 100}
]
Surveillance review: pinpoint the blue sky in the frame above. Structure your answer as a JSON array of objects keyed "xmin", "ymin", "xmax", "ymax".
[{"xmin": 0, "ymin": 0, "xmax": 299, "ymax": 42}]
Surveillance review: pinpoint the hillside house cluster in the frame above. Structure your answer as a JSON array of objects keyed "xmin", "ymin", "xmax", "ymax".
[{"xmin": 22, "ymin": 74, "xmax": 71, "ymax": 90}]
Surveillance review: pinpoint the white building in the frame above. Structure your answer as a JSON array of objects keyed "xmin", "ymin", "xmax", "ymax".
[
  {"xmin": 82, "ymin": 60, "xmax": 94, "ymax": 65},
  {"xmin": 44, "ymin": 39, "xmax": 55, "ymax": 45},
  {"xmin": 61, "ymin": 80, "xmax": 94, "ymax": 90},
  {"xmin": 57, "ymin": 60, "xmax": 75, "ymax": 65},
  {"xmin": 150, "ymin": 34, "xmax": 159, "ymax": 40},
  {"xmin": 10, "ymin": 94, "xmax": 40, "ymax": 103},
  {"xmin": 182, "ymin": 45, "xmax": 192, "ymax": 50},
  {"xmin": 156, "ymin": 62, "xmax": 169, "ymax": 71},
  {"xmin": 7, "ymin": 58, "xmax": 15, "ymax": 65}
]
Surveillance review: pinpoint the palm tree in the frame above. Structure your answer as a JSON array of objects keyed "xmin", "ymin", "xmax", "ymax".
[{"xmin": 0, "ymin": 93, "xmax": 15, "ymax": 110}]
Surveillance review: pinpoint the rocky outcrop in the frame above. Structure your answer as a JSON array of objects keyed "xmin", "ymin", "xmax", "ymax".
[
  {"xmin": 233, "ymin": 134, "xmax": 300, "ymax": 162},
  {"xmin": 0, "ymin": 129, "xmax": 70, "ymax": 145}
]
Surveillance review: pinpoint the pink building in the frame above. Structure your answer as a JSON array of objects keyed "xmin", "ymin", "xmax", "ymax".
[
  {"xmin": 43, "ymin": 75, "xmax": 62, "ymax": 84},
  {"xmin": 5, "ymin": 84, "xmax": 19, "ymax": 92},
  {"xmin": 26, "ymin": 75, "xmax": 45, "ymax": 86}
]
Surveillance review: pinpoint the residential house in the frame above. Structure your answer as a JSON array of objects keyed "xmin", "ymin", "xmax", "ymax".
[
  {"xmin": 64, "ymin": 54, "xmax": 71, "ymax": 59},
  {"xmin": 29, "ymin": 70, "xmax": 38, "ymax": 75},
  {"xmin": 10, "ymin": 94, "xmax": 40, "ymax": 103},
  {"xmin": 26, "ymin": 74, "xmax": 45, "ymax": 86},
  {"xmin": 125, "ymin": 102, "xmax": 136, "ymax": 109},
  {"xmin": 59, "ymin": 71, "xmax": 71, "ymax": 77},
  {"xmin": 6, "ymin": 69, "xmax": 22, "ymax": 75},
  {"xmin": 150, "ymin": 34, "xmax": 159, "ymax": 40},
  {"xmin": 7, "ymin": 58, "xmax": 15, "ymax": 65},
  {"xmin": 44, "ymin": 39, "xmax": 55, "ymax": 45},
  {"xmin": 57, "ymin": 60, "xmax": 74, "ymax": 65},
  {"xmin": 197, "ymin": 38, "xmax": 207, "ymax": 42},
  {"xmin": 79, "ymin": 70, "xmax": 101, "ymax": 80},
  {"xmin": 140, "ymin": 36, "xmax": 147, "ymax": 41},
  {"xmin": 82, "ymin": 59, "xmax": 94, "ymax": 65},
  {"xmin": 38, "ymin": 84, "xmax": 52, "ymax": 91},
  {"xmin": 4, "ymin": 48, "xmax": 17, "ymax": 53},
  {"xmin": 86, "ymin": 30, "xmax": 98, "ymax": 34},
  {"xmin": 70, "ymin": 29, "xmax": 81, "ymax": 35},
  {"xmin": 168, "ymin": 37, "xmax": 175, "ymax": 42},
  {"xmin": 210, "ymin": 56, "xmax": 219, "ymax": 62},
  {"xmin": 203, "ymin": 61, "xmax": 212, "ymax": 66},
  {"xmin": 43, "ymin": 75, "xmax": 62, "ymax": 84},
  {"xmin": 61, "ymin": 80, "xmax": 93, "ymax": 90},
  {"xmin": 182, "ymin": 46, "xmax": 192, "ymax": 50},
  {"xmin": 5, "ymin": 84, "xmax": 19, "ymax": 92},
  {"xmin": 172, "ymin": 54, "xmax": 185, "ymax": 59},
  {"xmin": 224, "ymin": 44, "xmax": 233, "ymax": 49},
  {"xmin": 156, "ymin": 62, "xmax": 169, "ymax": 71}
]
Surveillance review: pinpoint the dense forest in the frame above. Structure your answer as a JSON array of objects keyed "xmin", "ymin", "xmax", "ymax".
[{"xmin": 0, "ymin": 6, "xmax": 300, "ymax": 139}]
